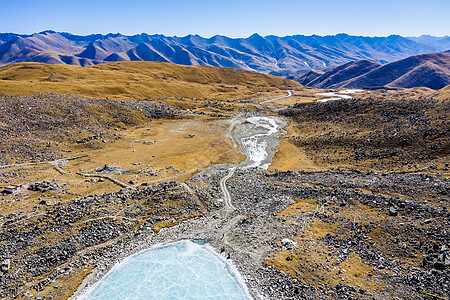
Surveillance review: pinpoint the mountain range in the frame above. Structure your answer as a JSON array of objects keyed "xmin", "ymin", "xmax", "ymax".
[{"xmin": 0, "ymin": 31, "xmax": 448, "ymax": 78}]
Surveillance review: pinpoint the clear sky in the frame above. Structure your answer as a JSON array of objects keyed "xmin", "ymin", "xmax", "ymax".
[{"xmin": 2, "ymin": 0, "xmax": 449, "ymax": 37}]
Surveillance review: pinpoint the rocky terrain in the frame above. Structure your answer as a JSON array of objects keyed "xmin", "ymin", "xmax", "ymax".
[
  {"xmin": 0, "ymin": 93, "xmax": 180, "ymax": 165},
  {"xmin": 3, "ymin": 166, "xmax": 445, "ymax": 299},
  {"xmin": 0, "ymin": 181, "xmax": 209, "ymax": 299},
  {"xmin": 281, "ymin": 97, "xmax": 449, "ymax": 173},
  {"xmin": 0, "ymin": 84, "xmax": 448, "ymax": 299}
]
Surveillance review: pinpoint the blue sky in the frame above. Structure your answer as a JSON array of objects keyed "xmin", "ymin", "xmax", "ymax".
[{"xmin": 2, "ymin": 0, "xmax": 449, "ymax": 37}]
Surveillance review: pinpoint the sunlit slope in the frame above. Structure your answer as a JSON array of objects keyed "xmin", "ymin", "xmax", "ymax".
[
  {"xmin": 433, "ymin": 84, "xmax": 450, "ymax": 100},
  {"xmin": 0, "ymin": 61, "xmax": 301, "ymax": 100}
]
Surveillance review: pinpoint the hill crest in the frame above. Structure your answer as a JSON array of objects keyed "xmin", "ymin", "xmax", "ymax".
[{"xmin": 0, "ymin": 60, "xmax": 301, "ymax": 100}]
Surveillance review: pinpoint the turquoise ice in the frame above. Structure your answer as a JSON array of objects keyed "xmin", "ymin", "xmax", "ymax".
[{"xmin": 77, "ymin": 240, "xmax": 252, "ymax": 300}]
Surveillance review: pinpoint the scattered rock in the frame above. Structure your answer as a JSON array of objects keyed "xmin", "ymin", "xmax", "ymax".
[
  {"xmin": 28, "ymin": 181, "xmax": 60, "ymax": 192},
  {"xmin": 281, "ymin": 238, "xmax": 297, "ymax": 250},
  {"xmin": 1, "ymin": 259, "xmax": 10, "ymax": 275},
  {"xmin": 389, "ymin": 207, "xmax": 398, "ymax": 216}
]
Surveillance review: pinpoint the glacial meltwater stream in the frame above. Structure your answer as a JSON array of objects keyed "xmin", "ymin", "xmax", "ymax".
[
  {"xmin": 233, "ymin": 116, "xmax": 286, "ymax": 169},
  {"xmin": 316, "ymin": 89, "xmax": 364, "ymax": 102}
]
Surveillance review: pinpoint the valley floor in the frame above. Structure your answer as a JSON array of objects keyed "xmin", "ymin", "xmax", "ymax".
[{"xmin": 0, "ymin": 89, "xmax": 448, "ymax": 299}]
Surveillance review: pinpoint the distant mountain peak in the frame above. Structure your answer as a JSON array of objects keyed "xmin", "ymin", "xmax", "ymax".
[
  {"xmin": 37, "ymin": 30, "xmax": 57, "ymax": 35},
  {"xmin": 249, "ymin": 33, "xmax": 264, "ymax": 39}
]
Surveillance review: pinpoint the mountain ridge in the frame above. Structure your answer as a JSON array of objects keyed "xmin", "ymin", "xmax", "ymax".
[
  {"xmin": 305, "ymin": 51, "xmax": 450, "ymax": 90},
  {"xmin": 0, "ymin": 31, "xmax": 446, "ymax": 77}
]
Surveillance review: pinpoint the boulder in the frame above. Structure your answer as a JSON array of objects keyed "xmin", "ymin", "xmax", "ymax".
[{"xmin": 389, "ymin": 207, "xmax": 398, "ymax": 216}]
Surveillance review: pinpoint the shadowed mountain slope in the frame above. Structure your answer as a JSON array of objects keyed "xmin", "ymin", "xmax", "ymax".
[
  {"xmin": 306, "ymin": 60, "xmax": 382, "ymax": 88},
  {"xmin": 341, "ymin": 52, "xmax": 450, "ymax": 89},
  {"xmin": 296, "ymin": 69, "xmax": 324, "ymax": 86},
  {"xmin": 304, "ymin": 52, "xmax": 450, "ymax": 90}
]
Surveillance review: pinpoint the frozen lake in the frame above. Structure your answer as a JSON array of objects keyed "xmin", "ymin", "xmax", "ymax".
[{"xmin": 77, "ymin": 240, "xmax": 252, "ymax": 300}]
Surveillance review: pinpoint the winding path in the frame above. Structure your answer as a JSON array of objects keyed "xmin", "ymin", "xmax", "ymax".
[
  {"xmin": 220, "ymin": 167, "xmax": 236, "ymax": 211},
  {"xmin": 259, "ymin": 90, "xmax": 292, "ymax": 104},
  {"xmin": 0, "ymin": 154, "xmax": 88, "ymax": 170}
]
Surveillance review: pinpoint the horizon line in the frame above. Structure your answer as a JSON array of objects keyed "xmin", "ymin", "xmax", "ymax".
[{"xmin": 2, "ymin": 30, "xmax": 449, "ymax": 39}]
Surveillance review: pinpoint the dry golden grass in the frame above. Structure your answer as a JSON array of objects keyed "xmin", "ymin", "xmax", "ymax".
[
  {"xmin": 433, "ymin": 84, "xmax": 450, "ymax": 100},
  {"xmin": 22, "ymin": 266, "xmax": 93, "ymax": 300},
  {"xmin": 0, "ymin": 61, "xmax": 302, "ymax": 100},
  {"xmin": 269, "ymin": 121, "xmax": 322, "ymax": 172},
  {"xmin": 0, "ymin": 118, "xmax": 244, "ymax": 214}
]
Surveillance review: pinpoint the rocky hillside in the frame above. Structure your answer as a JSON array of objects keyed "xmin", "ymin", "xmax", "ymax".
[
  {"xmin": 280, "ymin": 97, "xmax": 450, "ymax": 172},
  {"xmin": 0, "ymin": 94, "xmax": 180, "ymax": 164}
]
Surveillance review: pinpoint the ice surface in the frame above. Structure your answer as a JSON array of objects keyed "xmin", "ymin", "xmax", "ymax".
[
  {"xmin": 316, "ymin": 91, "xmax": 353, "ymax": 102},
  {"xmin": 317, "ymin": 97, "xmax": 344, "ymax": 102},
  {"xmin": 316, "ymin": 90, "xmax": 364, "ymax": 102},
  {"xmin": 77, "ymin": 240, "xmax": 252, "ymax": 300},
  {"xmin": 339, "ymin": 89, "xmax": 364, "ymax": 94}
]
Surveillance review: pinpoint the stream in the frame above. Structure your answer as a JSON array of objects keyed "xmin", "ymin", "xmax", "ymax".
[{"xmin": 316, "ymin": 89, "xmax": 364, "ymax": 102}]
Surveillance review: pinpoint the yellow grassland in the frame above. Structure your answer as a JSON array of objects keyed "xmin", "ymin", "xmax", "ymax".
[{"xmin": 0, "ymin": 61, "xmax": 301, "ymax": 100}]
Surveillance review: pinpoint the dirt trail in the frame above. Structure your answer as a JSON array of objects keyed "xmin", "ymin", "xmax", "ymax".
[
  {"xmin": 219, "ymin": 167, "xmax": 236, "ymax": 211},
  {"xmin": 0, "ymin": 154, "xmax": 88, "ymax": 170},
  {"xmin": 259, "ymin": 90, "xmax": 293, "ymax": 104}
]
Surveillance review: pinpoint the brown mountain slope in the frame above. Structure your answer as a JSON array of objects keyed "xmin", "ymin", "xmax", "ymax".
[
  {"xmin": 340, "ymin": 52, "xmax": 450, "ymax": 89},
  {"xmin": 0, "ymin": 61, "xmax": 301, "ymax": 100},
  {"xmin": 296, "ymin": 69, "xmax": 324, "ymax": 86},
  {"xmin": 307, "ymin": 59, "xmax": 382, "ymax": 88}
]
